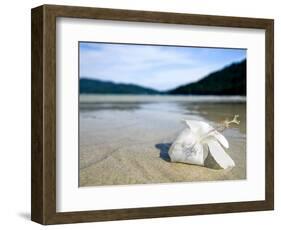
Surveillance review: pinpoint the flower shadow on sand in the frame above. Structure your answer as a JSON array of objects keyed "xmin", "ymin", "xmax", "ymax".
[
  {"xmin": 155, "ymin": 143, "xmax": 171, "ymax": 162},
  {"xmin": 155, "ymin": 143, "xmax": 221, "ymax": 169}
]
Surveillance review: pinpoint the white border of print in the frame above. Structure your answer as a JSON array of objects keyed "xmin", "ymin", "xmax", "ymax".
[{"xmin": 56, "ymin": 17, "xmax": 265, "ymax": 212}]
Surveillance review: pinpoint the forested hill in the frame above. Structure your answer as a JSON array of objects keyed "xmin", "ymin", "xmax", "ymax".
[
  {"xmin": 168, "ymin": 59, "xmax": 246, "ymax": 95},
  {"xmin": 80, "ymin": 78, "xmax": 160, "ymax": 95}
]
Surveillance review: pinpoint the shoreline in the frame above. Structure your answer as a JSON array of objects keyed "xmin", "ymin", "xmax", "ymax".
[{"xmin": 80, "ymin": 94, "xmax": 246, "ymax": 103}]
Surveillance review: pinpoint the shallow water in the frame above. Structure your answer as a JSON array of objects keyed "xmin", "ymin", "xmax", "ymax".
[{"xmin": 79, "ymin": 95, "xmax": 246, "ymax": 187}]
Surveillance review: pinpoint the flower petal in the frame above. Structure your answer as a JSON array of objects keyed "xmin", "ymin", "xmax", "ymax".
[
  {"xmin": 184, "ymin": 120, "xmax": 212, "ymax": 137},
  {"xmin": 169, "ymin": 141, "xmax": 205, "ymax": 166},
  {"xmin": 209, "ymin": 131, "xmax": 229, "ymax": 149},
  {"xmin": 206, "ymin": 139, "xmax": 235, "ymax": 169},
  {"xmin": 203, "ymin": 144, "xmax": 209, "ymax": 162}
]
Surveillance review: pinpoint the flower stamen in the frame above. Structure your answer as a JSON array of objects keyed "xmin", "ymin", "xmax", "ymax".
[{"xmin": 217, "ymin": 114, "xmax": 240, "ymax": 132}]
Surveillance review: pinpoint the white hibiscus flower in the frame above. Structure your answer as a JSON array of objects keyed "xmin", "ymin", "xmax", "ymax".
[{"xmin": 168, "ymin": 115, "xmax": 240, "ymax": 169}]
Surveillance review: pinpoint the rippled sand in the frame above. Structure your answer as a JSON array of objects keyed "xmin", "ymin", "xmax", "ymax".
[{"xmin": 79, "ymin": 95, "xmax": 246, "ymax": 187}]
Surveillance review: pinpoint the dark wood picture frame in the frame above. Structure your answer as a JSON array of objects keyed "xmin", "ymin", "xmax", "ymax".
[{"xmin": 31, "ymin": 4, "xmax": 274, "ymax": 225}]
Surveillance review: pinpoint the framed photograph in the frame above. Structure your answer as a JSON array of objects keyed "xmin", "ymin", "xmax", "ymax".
[{"xmin": 31, "ymin": 4, "xmax": 274, "ymax": 225}]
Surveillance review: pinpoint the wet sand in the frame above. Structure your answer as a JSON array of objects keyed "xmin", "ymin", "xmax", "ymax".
[{"xmin": 79, "ymin": 95, "xmax": 246, "ymax": 187}]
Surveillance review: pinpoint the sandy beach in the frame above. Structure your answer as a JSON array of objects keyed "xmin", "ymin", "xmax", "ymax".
[{"xmin": 79, "ymin": 95, "xmax": 246, "ymax": 187}]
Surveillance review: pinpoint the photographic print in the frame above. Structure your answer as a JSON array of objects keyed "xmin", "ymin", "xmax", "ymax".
[
  {"xmin": 79, "ymin": 42, "xmax": 247, "ymax": 187},
  {"xmin": 31, "ymin": 5, "xmax": 273, "ymax": 224}
]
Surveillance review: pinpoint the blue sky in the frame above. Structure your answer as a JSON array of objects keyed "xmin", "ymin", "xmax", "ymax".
[{"xmin": 79, "ymin": 42, "xmax": 246, "ymax": 91}]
